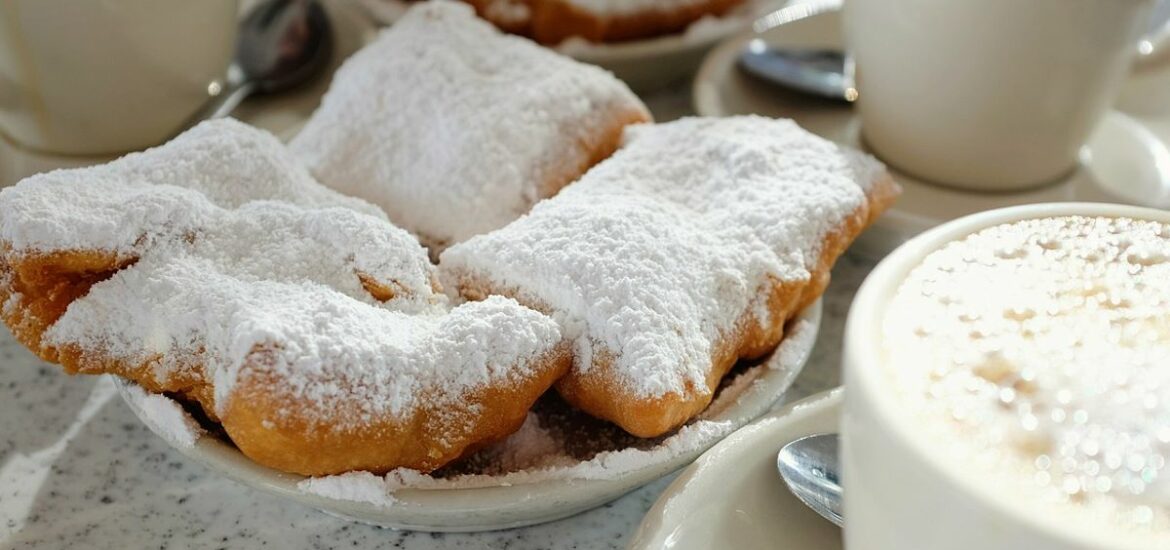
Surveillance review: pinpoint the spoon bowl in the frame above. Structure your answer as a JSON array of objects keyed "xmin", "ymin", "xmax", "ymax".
[
  {"xmin": 777, "ymin": 432, "xmax": 843, "ymax": 527},
  {"xmin": 189, "ymin": 0, "xmax": 334, "ymax": 123},
  {"xmin": 239, "ymin": 0, "xmax": 333, "ymax": 94},
  {"xmin": 738, "ymin": 0, "xmax": 852, "ymax": 102},
  {"xmin": 738, "ymin": 43, "xmax": 850, "ymax": 101}
]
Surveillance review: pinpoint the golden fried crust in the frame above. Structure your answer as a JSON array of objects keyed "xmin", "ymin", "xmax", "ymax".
[
  {"xmin": 222, "ymin": 345, "xmax": 572, "ymax": 476},
  {"xmin": 548, "ymin": 105, "xmax": 653, "ymax": 200},
  {"xmin": 0, "ymin": 247, "xmax": 132, "ymax": 361},
  {"xmin": 464, "ymin": 0, "xmax": 747, "ymax": 44},
  {"xmin": 556, "ymin": 177, "xmax": 900, "ymax": 437}
]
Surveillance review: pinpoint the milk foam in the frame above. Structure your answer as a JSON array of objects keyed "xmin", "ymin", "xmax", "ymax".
[{"xmin": 883, "ymin": 216, "xmax": 1170, "ymax": 540}]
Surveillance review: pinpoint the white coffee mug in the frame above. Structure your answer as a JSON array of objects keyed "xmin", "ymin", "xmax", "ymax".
[
  {"xmin": 0, "ymin": 0, "xmax": 238, "ymax": 156},
  {"xmin": 844, "ymin": 0, "xmax": 1170, "ymax": 190},
  {"xmin": 842, "ymin": 202, "xmax": 1170, "ymax": 550}
]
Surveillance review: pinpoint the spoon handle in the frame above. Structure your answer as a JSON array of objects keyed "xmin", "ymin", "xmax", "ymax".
[
  {"xmin": 184, "ymin": 75, "xmax": 256, "ymax": 125},
  {"xmin": 207, "ymin": 81, "xmax": 258, "ymax": 120}
]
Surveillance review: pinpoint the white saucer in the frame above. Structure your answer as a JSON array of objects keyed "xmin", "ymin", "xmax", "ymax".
[
  {"xmin": 116, "ymin": 301, "xmax": 821, "ymax": 532},
  {"xmin": 629, "ymin": 388, "xmax": 843, "ymax": 550},
  {"xmin": 694, "ymin": 7, "xmax": 1170, "ymax": 257}
]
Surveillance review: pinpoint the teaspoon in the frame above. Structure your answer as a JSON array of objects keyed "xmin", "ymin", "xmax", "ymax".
[{"xmin": 777, "ymin": 433, "xmax": 844, "ymax": 527}]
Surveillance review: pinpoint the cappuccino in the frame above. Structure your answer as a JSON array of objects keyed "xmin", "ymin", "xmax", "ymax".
[{"xmin": 882, "ymin": 216, "xmax": 1170, "ymax": 542}]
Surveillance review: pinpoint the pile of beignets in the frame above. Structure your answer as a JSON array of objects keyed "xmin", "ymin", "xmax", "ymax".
[{"xmin": 0, "ymin": 2, "xmax": 896, "ymax": 476}]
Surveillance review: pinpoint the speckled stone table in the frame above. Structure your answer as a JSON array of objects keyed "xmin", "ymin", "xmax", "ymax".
[
  {"xmin": 0, "ymin": 4, "xmax": 882, "ymax": 544},
  {"xmin": 0, "ymin": 250, "xmax": 875, "ymax": 550}
]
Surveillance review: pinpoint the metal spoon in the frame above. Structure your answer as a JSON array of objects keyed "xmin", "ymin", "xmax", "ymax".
[
  {"xmin": 189, "ymin": 0, "xmax": 334, "ymax": 122},
  {"xmin": 738, "ymin": 43, "xmax": 850, "ymax": 101},
  {"xmin": 777, "ymin": 433, "xmax": 843, "ymax": 527},
  {"xmin": 737, "ymin": 0, "xmax": 853, "ymax": 102}
]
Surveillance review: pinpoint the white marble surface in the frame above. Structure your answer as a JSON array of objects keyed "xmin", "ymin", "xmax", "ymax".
[{"xmin": 0, "ymin": 249, "xmax": 875, "ymax": 550}]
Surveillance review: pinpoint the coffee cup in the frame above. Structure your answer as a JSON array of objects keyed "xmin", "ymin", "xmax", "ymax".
[
  {"xmin": 0, "ymin": 0, "xmax": 238, "ymax": 156},
  {"xmin": 843, "ymin": 202, "xmax": 1170, "ymax": 549},
  {"xmin": 844, "ymin": 0, "xmax": 1170, "ymax": 190}
]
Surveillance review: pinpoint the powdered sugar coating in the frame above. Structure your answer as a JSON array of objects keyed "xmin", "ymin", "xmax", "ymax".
[
  {"xmin": 2, "ymin": 119, "xmax": 563, "ymax": 430},
  {"xmin": 442, "ymin": 116, "xmax": 886, "ymax": 398},
  {"xmin": 0, "ymin": 118, "xmax": 384, "ymax": 256},
  {"xmin": 43, "ymin": 202, "xmax": 548, "ymax": 420},
  {"xmin": 290, "ymin": 1, "xmax": 648, "ymax": 249}
]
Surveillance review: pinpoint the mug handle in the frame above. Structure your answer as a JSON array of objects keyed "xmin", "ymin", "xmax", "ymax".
[{"xmin": 1133, "ymin": 0, "xmax": 1170, "ymax": 72}]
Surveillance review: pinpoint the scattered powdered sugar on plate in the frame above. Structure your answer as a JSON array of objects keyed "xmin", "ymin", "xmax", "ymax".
[
  {"xmin": 379, "ymin": 419, "xmax": 736, "ymax": 490},
  {"xmin": 120, "ymin": 382, "xmax": 203, "ymax": 449},
  {"xmin": 300, "ymin": 472, "xmax": 399, "ymax": 508}
]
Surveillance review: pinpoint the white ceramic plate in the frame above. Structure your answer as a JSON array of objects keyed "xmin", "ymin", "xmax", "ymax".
[
  {"xmin": 629, "ymin": 388, "xmax": 843, "ymax": 550},
  {"xmin": 116, "ymin": 300, "xmax": 821, "ymax": 532},
  {"xmin": 355, "ymin": 0, "xmax": 784, "ymax": 93},
  {"xmin": 694, "ymin": 7, "xmax": 1170, "ymax": 258}
]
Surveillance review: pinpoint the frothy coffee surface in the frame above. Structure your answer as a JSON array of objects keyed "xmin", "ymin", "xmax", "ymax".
[{"xmin": 884, "ymin": 216, "xmax": 1170, "ymax": 539}]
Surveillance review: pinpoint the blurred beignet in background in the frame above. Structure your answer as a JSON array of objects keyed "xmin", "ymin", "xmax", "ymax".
[
  {"xmin": 463, "ymin": 0, "xmax": 747, "ymax": 44},
  {"xmin": 290, "ymin": 1, "xmax": 651, "ymax": 252},
  {"xmin": 0, "ymin": 119, "xmax": 569, "ymax": 476},
  {"xmin": 442, "ymin": 116, "xmax": 899, "ymax": 437}
]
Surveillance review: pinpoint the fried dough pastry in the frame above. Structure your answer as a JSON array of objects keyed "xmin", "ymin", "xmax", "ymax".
[
  {"xmin": 0, "ymin": 119, "xmax": 569, "ymax": 476},
  {"xmin": 290, "ymin": 2, "xmax": 651, "ymax": 252},
  {"xmin": 442, "ymin": 116, "xmax": 899, "ymax": 437},
  {"xmin": 463, "ymin": 0, "xmax": 747, "ymax": 44}
]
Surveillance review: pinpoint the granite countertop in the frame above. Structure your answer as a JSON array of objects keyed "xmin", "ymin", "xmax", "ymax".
[
  {"xmin": 0, "ymin": 249, "xmax": 876, "ymax": 550},
  {"xmin": 0, "ymin": 2, "xmax": 884, "ymax": 544}
]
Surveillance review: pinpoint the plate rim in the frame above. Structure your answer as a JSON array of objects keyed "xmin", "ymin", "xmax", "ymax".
[{"xmin": 628, "ymin": 386, "xmax": 843, "ymax": 550}]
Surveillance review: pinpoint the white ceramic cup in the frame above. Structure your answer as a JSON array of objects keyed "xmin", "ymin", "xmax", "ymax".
[
  {"xmin": 0, "ymin": 0, "xmax": 238, "ymax": 155},
  {"xmin": 844, "ymin": 0, "xmax": 1169, "ymax": 191},
  {"xmin": 842, "ymin": 202, "xmax": 1170, "ymax": 550}
]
